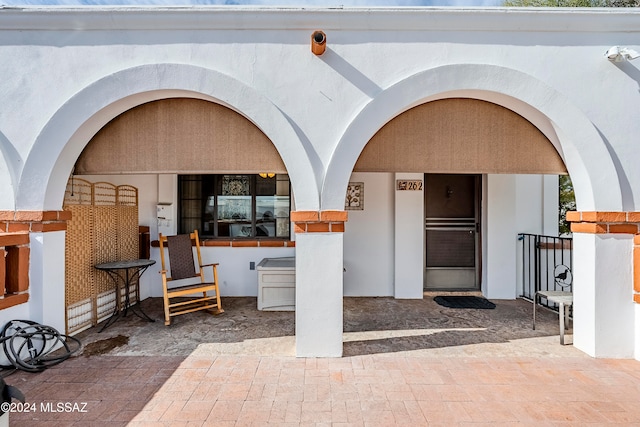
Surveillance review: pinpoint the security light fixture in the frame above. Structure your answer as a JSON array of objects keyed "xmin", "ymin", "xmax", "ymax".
[{"xmin": 605, "ymin": 46, "xmax": 640, "ymax": 62}]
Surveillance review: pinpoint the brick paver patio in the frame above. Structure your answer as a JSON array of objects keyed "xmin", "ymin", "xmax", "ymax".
[{"xmin": 4, "ymin": 297, "xmax": 640, "ymax": 426}]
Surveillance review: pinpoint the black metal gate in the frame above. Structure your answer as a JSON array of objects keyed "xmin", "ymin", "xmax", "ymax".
[{"xmin": 519, "ymin": 233, "xmax": 573, "ymax": 308}]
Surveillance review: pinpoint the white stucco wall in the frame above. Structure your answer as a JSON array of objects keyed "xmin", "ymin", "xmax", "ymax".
[
  {"xmin": 0, "ymin": 6, "xmax": 638, "ymax": 357},
  {"xmin": 543, "ymin": 175, "xmax": 560, "ymax": 237},
  {"xmin": 516, "ymin": 175, "xmax": 545, "ymax": 236},
  {"xmin": 488, "ymin": 174, "xmax": 561, "ymax": 300},
  {"xmin": 343, "ymin": 172, "xmax": 394, "ymax": 296},
  {"xmin": 514, "ymin": 175, "xmax": 560, "ymax": 238},
  {"xmin": 147, "ymin": 245, "xmax": 295, "ymax": 298},
  {"xmin": 0, "ymin": 8, "xmax": 629, "ymax": 214},
  {"xmin": 573, "ymin": 233, "xmax": 635, "ymax": 358}
]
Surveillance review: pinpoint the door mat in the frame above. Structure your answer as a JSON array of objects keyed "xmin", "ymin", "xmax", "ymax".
[{"xmin": 434, "ymin": 296, "xmax": 496, "ymax": 309}]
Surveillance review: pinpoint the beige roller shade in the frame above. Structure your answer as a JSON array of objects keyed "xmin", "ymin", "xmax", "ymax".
[
  {"xmin": 75, "ymin": 98, "xmax": 286, "ymax": 174},
  {"xmin": 354, "ymin": 98, "xmax": 566, "ymax": 174}
]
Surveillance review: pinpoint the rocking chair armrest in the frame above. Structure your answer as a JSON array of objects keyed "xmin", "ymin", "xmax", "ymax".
[{"xmin": 200, "ymin": 263, "xmax": 219, "ymax": 268}]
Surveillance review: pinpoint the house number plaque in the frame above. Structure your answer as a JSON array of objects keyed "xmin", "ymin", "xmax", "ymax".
[{"xmin": 396, "ymin": 180, "xmax": 423, "ymax": 191}]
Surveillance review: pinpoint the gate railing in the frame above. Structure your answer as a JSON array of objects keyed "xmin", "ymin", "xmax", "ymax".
[{"xmin": 518, "ymin": 233, "xmax": 573, "ymax": 309}]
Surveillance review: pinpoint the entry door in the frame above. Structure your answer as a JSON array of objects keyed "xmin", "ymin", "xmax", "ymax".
[{"xmin": 424, "ymin": 174, "xmax": 481, "ymax": 290}]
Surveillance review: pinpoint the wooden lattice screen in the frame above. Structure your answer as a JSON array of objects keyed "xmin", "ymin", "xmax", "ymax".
[{"xmin": 63, "ymin": 179, "xmax": 139, "ymax": 335}]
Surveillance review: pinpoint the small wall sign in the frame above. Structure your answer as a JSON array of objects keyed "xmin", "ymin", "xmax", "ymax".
[{"xmin": 396, "ymin": 180, "xmax": 423, "ymax": 191}]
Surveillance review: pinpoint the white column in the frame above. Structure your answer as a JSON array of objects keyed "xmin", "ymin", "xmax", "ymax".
[
  {"xmin": 573, "ymin": 232, "xmax": 635, "ymax": 358},
  {"xmin": 394, "ymin": 173, "xmax": 424, "ymax": 299},
  {"xmin": 295, "ymin": 232, "xmax": 343, "ymax": 357},
  {"xmin": 486, "ymin": 174, "xmax": 517, "ymax": 299},
  {"xmin": 29, "ymin": 231, "xmax": 66, "ymax": 332}
]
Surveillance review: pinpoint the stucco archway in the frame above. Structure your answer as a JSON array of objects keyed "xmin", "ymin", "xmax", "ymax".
[
  {"xmin": 18, "ymin": 63, "xmax": 320, "ymax": 212},
  {"xmin": 322, "ymin": 63, "xmax": 623, "ymax": 213},
  {"xmin": 0, "ymin": 131, "xmax": 20, "ymax": 211}
]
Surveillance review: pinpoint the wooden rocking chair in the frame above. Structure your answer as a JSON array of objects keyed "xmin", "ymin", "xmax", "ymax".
[{"xmin": 158, "ymin": 230, "xmax": 224, "ymax": 325}]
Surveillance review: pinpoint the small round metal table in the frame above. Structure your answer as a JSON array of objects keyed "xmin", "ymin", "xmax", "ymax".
[{"xmin": 94, "ymin": 259, "xmax": 156, "ymax": 332}]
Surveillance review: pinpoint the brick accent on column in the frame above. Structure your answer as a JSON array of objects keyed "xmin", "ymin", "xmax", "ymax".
[
  {"xmin": 0, "ymin": 210, "xmax": 69, "ymax": 311},
  {"xmin": 609, "ymin": 224, "xmax": 640, "ymax": 234},
  {"xmin": 567, "ymin": 211, "xmax": 640, "ymax": 305},
  {"xmin": 0, "ymin": 249, "xmax": 5, "ymax": 295},
  {"xmin": 319, "ymin": 210, "xmax": 348, "ymax": 222},
  {"xmin": 568, "ymin": 211, "xmax": 640, "ymax": 234},
  {"xmin": 290, "ymin": 211, "xmax": 319, "ymax": 222},
  {"xmin": 0, "ymin": 232, "xmax": 30, "ymax": 310},
  {"xmin": 570, "ymin": 222, "xmax": 608, "ymax": 234},
  {"xmin": 0, "ymin": 210, "xmax": 70, "ymax": 233},
  {"xmin": 6, "ymin": 246, "xmax": 29, "ymax": 293},
  {"xmin": 290, "ymin": 210, "xmax": 348, "ymax": 233}
]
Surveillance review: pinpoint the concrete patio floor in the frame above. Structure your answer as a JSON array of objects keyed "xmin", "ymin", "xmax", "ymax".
[{"xmin": 5, "ymin": 296, "xmax": 640, "ymax": 426}]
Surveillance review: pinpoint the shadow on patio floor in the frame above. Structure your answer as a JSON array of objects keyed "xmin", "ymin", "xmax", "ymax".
[
  {"xmin": 7, "ymin": 297, "xmax": 604, "ymax": 427},
  {"xmin": 72, "ymin": 296, "xmax": 579, "ymax": 358}
]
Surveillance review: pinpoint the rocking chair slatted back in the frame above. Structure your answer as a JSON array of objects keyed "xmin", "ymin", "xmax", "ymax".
[
  {"xmin": 158, "ymin": 230, "xmax": 224, "ymax": 325},
  {"xmin": 166, "ymin": 234, "xmax": 197, "ymax": 280}
]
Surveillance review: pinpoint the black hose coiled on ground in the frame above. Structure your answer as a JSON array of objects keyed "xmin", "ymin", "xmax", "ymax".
[{"xmin": 0, "ymin": 320, "xmax": 81, "ymax": 374}]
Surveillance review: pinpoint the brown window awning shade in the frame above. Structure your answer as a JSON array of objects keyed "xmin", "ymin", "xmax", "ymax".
[
  {"xmin": 77, "ymin": 97, "xmax": 565, "ymax": 176},
  {"xmin": 74, "ymin": 98, "xmax": 286, "ymax": 175},
  {"xmin": 354, "ymin": 98, "xmax": 566, "ymax": 175}
]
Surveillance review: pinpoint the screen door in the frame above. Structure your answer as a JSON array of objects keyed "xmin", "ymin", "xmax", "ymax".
[{"xmin": 424, "ymin": 174, "xmax": 481, "ymax": 290}]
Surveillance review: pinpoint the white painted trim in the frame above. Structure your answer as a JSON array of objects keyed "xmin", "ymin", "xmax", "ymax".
[{"xmin": 1, "ymin": 7, "xmax": 638, "ymax": 32}]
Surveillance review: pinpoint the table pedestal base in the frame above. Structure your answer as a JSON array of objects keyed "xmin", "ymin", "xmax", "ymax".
[{"xmin": 95, "ymin": 260, "xmax": 156, "ymax": 332}]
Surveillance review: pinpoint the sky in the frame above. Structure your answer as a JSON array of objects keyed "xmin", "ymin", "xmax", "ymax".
[{"xmin": 1, "ymin": 0, "xmax": 505, "ymax": 8}]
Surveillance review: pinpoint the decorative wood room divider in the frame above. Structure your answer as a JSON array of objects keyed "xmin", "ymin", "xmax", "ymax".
[{"xmin": 63, "ymin": 179, "xmax": 139, "ymax": 334}]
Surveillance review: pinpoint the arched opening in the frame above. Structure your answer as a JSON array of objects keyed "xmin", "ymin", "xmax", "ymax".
[
  {"xmin": 337, "ymin": 96, "xmax": 578, "ymax": 356},
  {"xmin": 16, "ymin": 63, "xmax": 317, "ymax": 337},
  {"xmin": 65, "ymin": 97, "xmax": 296, "ymax": 333},
  {"xmin": 342, "ymin": 97, "xmax": 566, "ymax": 295},
  {"xmin": 321, "ymin": 64, "xmax": 623, "ymax": 357}
]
